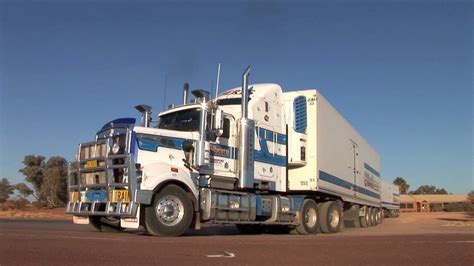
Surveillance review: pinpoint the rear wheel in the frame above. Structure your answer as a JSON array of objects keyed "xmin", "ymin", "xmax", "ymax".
[
  {"xmin": 89, "ymin": 216, "xmax": 124, "ymax": 232},
  {"xmin": 296, "ymin": 199, "xmax": 319, "ymax": 235},
  {"xmin": 360, "ymin": 206, "xmax": 370, "ymax": 228},
  {"xmin": 369, "ymin": 207, "xmax": 377, "ymax": 226},
  {"xmin": 375, "ymin": 208, "xmax": 382, "ymax": 224},
  {"xmin": 367, "ymin": 207, "xmax": 373, "ymax": 226},
  {"xmin": 144, "ymin": 184, "xmax": 193, "ymax": 237},
  {"xmin": 319, "ymin": 201, "xmax": 342, "ymax": 233}
]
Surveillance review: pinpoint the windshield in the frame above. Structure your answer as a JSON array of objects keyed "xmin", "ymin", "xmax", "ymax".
[
  {"xmin": 96, "ymin": 127, "xmax": 129, "ymax": 140},
  {"xmin": 157, "ymin": 108, "xmax": 201, "ymax": 132}
]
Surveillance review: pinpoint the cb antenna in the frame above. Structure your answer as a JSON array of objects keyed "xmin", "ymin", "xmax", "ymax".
[
  {"xmin": 162, "ymin": 74, "xmax": 168, "ymax": 110},
  {"xmin": 215, "ymin": 63, "xmax": 221, "ymax": 99}
]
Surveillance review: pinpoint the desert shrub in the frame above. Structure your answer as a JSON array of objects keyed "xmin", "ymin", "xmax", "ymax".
[
  {"xmin": 444, "ymin": 202, "xmax": 473, "ymax": 212},
  {"xmin": 11, "ymin": 198, "xmax": 29, "ymax": 210},
  {"xmin": 32, "ymin": 201, "xmax": 48, "ymax": 208},
  {"xmin": 0, "ymin": 199, "xmax": 31, "ymax": 210}
]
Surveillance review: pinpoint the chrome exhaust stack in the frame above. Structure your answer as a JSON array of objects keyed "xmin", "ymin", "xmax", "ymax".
[
  {"xmin": 182, "ymin": 82, "xmax": 189, "ymax": 105},
  {"xmin": 238, "ymin": 66, "xmax": 255, "ymax": 189}
]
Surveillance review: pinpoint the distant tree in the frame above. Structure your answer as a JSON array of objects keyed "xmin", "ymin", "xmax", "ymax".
[
  {"xmin": 0, "ymin": 178, "xmax": 14, "ymax": 203},
  {"xmin": 19, "ymin": 155, "xmax": 45, "ymax": 193},
  {"xmin": 468, "ymin": 190, "xmax": 474, "ymax": 203},
  {"xmin": 412, "ymin": 185, "xmax": 448, "ymax": 195},
  {"xmin": 19, "ymin": 155, "xmax": 68, "ymax": 207},
  {"xmin": 14, "ymin": 183, "xmax": 35, "ymax": 200},
  {"xmin": 40, "ymin": 157, "xmax": 68, "ymax": 207},
  {"xmin": 393, "ymin": 177, "xmax": 410, "ymax": 194}
]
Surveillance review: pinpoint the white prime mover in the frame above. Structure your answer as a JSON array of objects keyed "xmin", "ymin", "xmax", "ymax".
[{"xmin": 67, "ymin": 66, "xmax": 399, "ymax": 236}]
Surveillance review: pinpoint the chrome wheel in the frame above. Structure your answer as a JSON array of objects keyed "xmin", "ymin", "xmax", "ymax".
[
  {"xmin": 329, "ymin": 209, "xmax": 340, "ymax": 228},
  {"xmin": 296, "ymin": 199, "xmax": 319, "ymax": 235},
  {"xmin": 155, "ymin": 195, "xmax": 184, "ymax": 226},
  {"xmin": 305, "ymin": 207, "xmax": 318, "ymax": 228}
]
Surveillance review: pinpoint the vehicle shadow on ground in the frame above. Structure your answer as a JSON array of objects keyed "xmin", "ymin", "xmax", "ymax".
[{"xmin": 119, "ymin": 226, "xmax": 241, "ymax": 237}]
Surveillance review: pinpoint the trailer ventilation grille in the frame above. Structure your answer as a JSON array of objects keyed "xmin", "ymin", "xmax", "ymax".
[{"xmin": 294, "ymin": 96, "xmax": 307, "ymax": 133}]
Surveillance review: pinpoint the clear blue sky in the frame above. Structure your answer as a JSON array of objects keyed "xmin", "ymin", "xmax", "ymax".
[{"xmin": 0, "ymin": 1, "xmax": 472, "ymax": 194}]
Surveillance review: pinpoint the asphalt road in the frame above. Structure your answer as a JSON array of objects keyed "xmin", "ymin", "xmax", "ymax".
[{"xmin": 1, "ymin": 218, "xmax": 473, "ymax": 265}]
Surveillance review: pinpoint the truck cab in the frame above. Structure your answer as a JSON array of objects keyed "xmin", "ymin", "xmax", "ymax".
[{"xmin": 67, "ymin": 67, "xmax": 299, "ymax": 236}]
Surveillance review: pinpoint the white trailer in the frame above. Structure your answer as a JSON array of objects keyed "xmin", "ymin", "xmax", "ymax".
[
  {"xmin": 381, "ymin": 180, "xmax": 400, "ymax": 218},
  {"xmin": 67, "ymin": 66, "xmax": 393, "ymax": 236}
]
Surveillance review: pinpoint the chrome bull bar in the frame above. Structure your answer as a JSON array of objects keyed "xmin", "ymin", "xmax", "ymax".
[{"xmin": 66, "ymin": 130, "xmax": 139, "ymax": 217}]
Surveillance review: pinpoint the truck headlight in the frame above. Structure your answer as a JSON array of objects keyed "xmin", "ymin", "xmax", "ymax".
[{"xmin": 112, "ymin": 142, "xmax": 120, "ymax": 154}]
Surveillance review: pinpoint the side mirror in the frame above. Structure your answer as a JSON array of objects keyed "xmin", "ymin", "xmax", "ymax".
[
  {"xmin": 214, "ymin": 109, "xmax": 223, "ymax": 130},
  {"xmin": 215, "ymin": 128, "xmax": 224, "ymax": 137},
  {"xmin": 135, "ymin": 105, "xmax": 152, "ymax": 127}
]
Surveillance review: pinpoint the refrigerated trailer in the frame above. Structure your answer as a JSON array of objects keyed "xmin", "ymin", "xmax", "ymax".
[
  {"xmin": 67, "ymin": 66, "xmax": 398, "ymax": 236},
  {"xmin": 381, "ymin": 180, "xmax": 400, "ymax": 218}
]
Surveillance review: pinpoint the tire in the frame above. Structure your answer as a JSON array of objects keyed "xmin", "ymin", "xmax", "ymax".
[
  {"xmin": 360, "ymin": 206, "xmax": 370, "ymax": 228},
  {"xmin": 379, "ymin": 210, "xmax": 384, "ymax": 224},
  {"xmin": 144, "ymin": 184, "xmax": 194, "ymax": 237},
  {"xmin": 296, "ymin": 199, "xmax": 319, "ymax": 235},
  {"xmin": 367, "ymin": 207, "xmax": 373, "ymax": 226},
  {"xmin": 89, "ymin": 216, "xmax": 124, "ymax": 232},
  {"xmin": 370, "ymin": 207, "xmax": 377, "ymax": 226},
  {"xmin": 375, "ymin": 209, "xmax": 382, "ymax": 224},
  {"xmin": 372, "ymin": 208, "xmax": 377, "ymax": 226},
  {"xmin": 319, "ymin": 201, "xmax": 342, "ymax": 234},
  {"xmin": 236, "ymin": 224, "xmax": 264, "ymax": 234}
]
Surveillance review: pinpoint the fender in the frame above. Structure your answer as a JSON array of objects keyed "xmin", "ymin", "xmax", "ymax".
[{"xmin": 138, "ymin": 161, "xmax": 198, "ymax": 205}]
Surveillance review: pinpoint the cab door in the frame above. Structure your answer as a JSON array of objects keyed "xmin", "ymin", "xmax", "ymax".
[{"xmin": 208, "ymin": 116, "xmax": 237, "ymax": 177}]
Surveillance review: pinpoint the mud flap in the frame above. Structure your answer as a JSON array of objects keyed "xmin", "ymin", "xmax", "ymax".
[{"xmin": 120, "ymin": 207, "xmax": 140, "ymax": 229}]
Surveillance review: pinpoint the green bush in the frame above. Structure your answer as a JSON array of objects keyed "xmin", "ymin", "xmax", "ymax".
[{"xmin": 443, "ymin": 202, "xmax": 474, "ymax": 212}]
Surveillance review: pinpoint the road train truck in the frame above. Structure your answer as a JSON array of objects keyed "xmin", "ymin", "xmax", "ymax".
[{"xmin": 67, "ymin": 66, "xmax": 399, "ymax": 236}]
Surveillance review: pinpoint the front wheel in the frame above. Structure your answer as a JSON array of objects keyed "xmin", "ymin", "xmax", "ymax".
[{"xmin": 144, "ymin": 184, "xmax": 194, "ymax": 237}]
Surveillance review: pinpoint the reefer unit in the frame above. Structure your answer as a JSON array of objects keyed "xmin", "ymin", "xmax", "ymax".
[{"xmin": 284, "ymin": 90, "xmax": 381, "ymax": 207}]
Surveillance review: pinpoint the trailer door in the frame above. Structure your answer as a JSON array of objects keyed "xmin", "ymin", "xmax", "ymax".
[{"xmin": 350, "ymin": 139, "xmax": 358, "ymax": 198}]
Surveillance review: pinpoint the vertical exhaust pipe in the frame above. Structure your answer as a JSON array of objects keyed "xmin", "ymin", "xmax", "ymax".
[
  {"xmin": 241, "ymin": 66, "xmax": 251, "ymax": 119},
  {"xmin": 238, "ymin": 66, "xmax": 255, "ymax": 189},
  {"xmin": 182, "ymin": 82, "xmax": 189, "ymax": 105}
]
